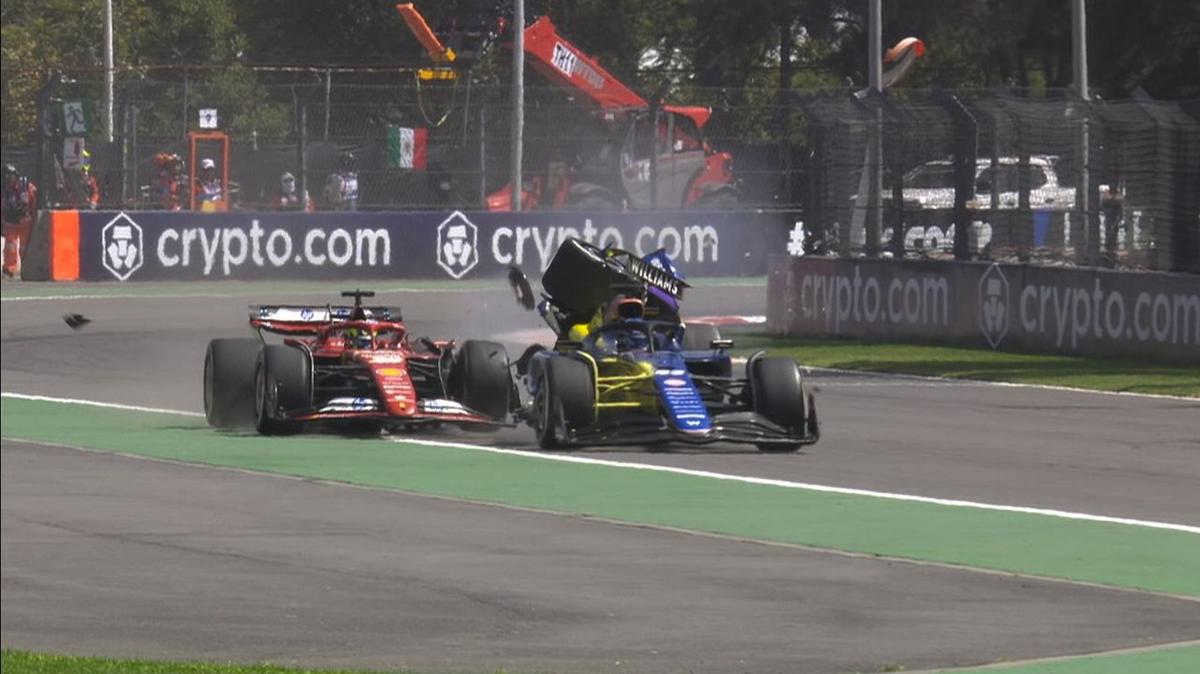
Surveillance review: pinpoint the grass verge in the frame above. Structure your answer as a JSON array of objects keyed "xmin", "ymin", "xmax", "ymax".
[
  {"xmin": 731, "ymin": 333, "xmax": 1200, "ymax": 397},
  {"xmin": 6, "ymin": 644, "xmax": 1200, "ymax": 674},
  {"xmin": 0, "ymin": 651, "xmax": 420, "ymax": 674}
]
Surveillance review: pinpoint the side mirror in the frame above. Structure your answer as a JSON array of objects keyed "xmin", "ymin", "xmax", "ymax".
[
  {"xmin": 710, "ymin": 338, "xmax": 734, "ymax": 350},
  {"xmin": 507, "ymin": 265, "xmax": 536, "ymax": 311}
]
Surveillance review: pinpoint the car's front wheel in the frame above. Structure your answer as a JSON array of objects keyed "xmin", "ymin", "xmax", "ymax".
[
  {"xmin": 533, "ymin": 357, "xmax": 595, "ymax": 449},
  {"xmin": 254, "ymin": 345, "xmax": 311, "ymax": 435},
  {"xmin": 749, "ymin": 356, "xmax": 812, "ymax": 453},
  {"xmin": 454, "ymin": 339, "xmax": 512, "ymax": 423},
  {"xmin": 203, "ymin": 338, "xmax": 260, "ymax": 429}
]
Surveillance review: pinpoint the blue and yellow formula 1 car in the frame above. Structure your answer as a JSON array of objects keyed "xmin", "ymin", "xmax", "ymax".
[{"xmin": 510, "ymin": 238, "xmax": 819, "ymax": 451}]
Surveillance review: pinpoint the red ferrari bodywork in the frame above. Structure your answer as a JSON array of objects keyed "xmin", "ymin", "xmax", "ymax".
[{"xmin": 250, "ymin": 305, "xmax": 504, "ymax": 428}]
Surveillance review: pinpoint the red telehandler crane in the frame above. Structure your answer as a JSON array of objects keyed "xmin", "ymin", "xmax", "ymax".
[{"xmin": 397, "ymin": 3, "xmax": 739, "ymax": 211}]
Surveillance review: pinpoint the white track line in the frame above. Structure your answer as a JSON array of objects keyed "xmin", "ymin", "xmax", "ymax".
[
  {"xmin": 5, "ymin": 391, "xmax": 1197, "ymax": 535},
  {"xmin": 391, "ymin": 437, "xmax": 1200, "ymax": 534},
  {"xmin": 3, "ymin": 392, "xmax": 204, "ymax": 417},
  {"xmin": 803, "ymin": 365, "xmax": 1199, "ymax": 401}
]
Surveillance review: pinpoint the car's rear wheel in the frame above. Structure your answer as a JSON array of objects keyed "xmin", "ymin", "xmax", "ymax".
[
  {"xmin": 203, "ymin": 338, "xmax": 261, "ymax": 429},
  {"xmin": 455, "ymin": 340, "xmax": 511, "ymax": 422},
  {"xmin": 533, "ymin": 357, "xmax": 595, "ymax": 449},
  {"xmin": 749, "ymin": 356, "xmax": 811, "ymax": 453},
  {"xmin": 254, "ymin": 345, "xmax": 311, "ymax": 435}
]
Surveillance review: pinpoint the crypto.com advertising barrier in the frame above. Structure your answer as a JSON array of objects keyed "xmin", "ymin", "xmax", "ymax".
[
  {"xmin": 768, "ymin": 256, "xmax": 1200, "ymax": 363},
  {"xmin": 77, "ymin": 210, "xmax": 782, "ymax": 282}
]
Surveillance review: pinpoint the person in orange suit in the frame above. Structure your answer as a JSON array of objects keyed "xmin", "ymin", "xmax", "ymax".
[{"xmin": 3, "ymin": 163, "xmax": 38, "ymax": 277}]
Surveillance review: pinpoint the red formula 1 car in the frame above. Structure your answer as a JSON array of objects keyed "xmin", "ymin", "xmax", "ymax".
[{"xmin": 202, "ymin": 290, "xmax": 513, "ymax": 435}]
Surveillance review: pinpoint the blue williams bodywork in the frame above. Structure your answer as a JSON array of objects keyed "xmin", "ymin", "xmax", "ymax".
[
  {"xmin": 524, "ymin": 320, "xmax": 819, "ymax": 448},
  {"xmin": 512, "ymin": 237, "xmax": 819, "ymax": 451}
]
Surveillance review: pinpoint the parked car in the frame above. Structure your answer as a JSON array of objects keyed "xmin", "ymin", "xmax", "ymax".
[
  {"xmin": 894, "ymin": 155, "xmax": 1076, "ymax": 211},
  {"xmin": 844, "ymin": 155, "xmax": 1077, "ymax": 253}
]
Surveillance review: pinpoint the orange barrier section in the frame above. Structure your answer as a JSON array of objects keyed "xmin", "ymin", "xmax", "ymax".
[{"xmin": 50, "ymin": 210, "xmax": 80, "ymax": 281}]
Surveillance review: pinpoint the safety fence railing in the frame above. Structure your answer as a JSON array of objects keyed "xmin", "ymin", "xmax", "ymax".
[
  {"xmin": 2, "ymin": 66, "xmax": 1197, "ymax": 272},
  {"xmin": 800, "ymin": 89, "xmax": 1200, "ymax": 273}
]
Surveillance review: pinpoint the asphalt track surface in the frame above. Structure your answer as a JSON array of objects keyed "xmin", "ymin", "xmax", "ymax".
[{"xmin": 3, "ymin": 280, "xmax": 1199, "ymax": 673}]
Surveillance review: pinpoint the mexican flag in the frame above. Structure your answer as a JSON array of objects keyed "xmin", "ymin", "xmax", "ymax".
[{"xmin": 387, "ymin": 126, "xmax": 428, "ymax": 170}]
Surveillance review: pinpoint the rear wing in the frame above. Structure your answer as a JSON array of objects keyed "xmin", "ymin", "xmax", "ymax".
[
  {"xmin": 249, "ymin": 305, "xmax": 402, "ymax": 335},
  {"xmin": 612, "ymin": 250, "xmax": 689, "ymax": 299}
]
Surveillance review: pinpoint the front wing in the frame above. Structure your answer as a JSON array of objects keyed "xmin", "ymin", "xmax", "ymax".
[
  {"xmin": 276, "ymin": 398, "xmax": 512, "ymax": 429},
  {"xmin": 559, "ymin": 410, "xmax": 819, "ymax": 447}
]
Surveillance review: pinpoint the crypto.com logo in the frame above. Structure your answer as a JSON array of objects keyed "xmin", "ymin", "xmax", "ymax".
[
  {"xmin": 978, "ymin": 263, "xmax": 1009, "ymax": 349},
  {"xmin": 101, "ymin": 212, "xmax": 144, "ymax": 281},
  {"xmin": 436, "ymin": 210, "xmax": 479, "ymax": 279}
]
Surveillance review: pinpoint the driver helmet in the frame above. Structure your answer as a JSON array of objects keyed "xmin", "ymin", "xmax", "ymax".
[
  {"xmin": 611, "ymin": 326, "xmax": 649, "ymax": 352},
  {"xmin": 344, "ymin": 327, "xmax": 372, "ymax": 349},
  {"xmin": 605, "ymin": 295, "xmax": 645, "ymax": 322}
]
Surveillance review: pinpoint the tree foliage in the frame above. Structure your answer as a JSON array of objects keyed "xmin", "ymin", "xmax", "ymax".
[{"xmin": 3, "ymin": 0, "xmax": 1197, "ymax": 144}]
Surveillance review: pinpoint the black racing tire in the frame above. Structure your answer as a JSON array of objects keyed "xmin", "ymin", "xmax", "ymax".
[
  {"xmin": 681, "ymin": 322, "xmax": 721, "ymax": 350},
  {"xmin": 533, "ymin": 357, "xmax": 595, "ymax": 449},
  {"xmin": 254, "ymin": 344, "xmax": 311, "ymax": 435},
  {"xmin": 203, "ymin": 338, "xmax": 261, "ymax": 429},
  {"xmin": 749, "ymin": 356, "xmax": 810, "ymax": 453},
  {"xmin": 541, "ymin": 237, "xmax": 629, "ymax": 319},
  {"xmin": 456, "ymin": 340, "xmax": 512, "ymax": 422}
]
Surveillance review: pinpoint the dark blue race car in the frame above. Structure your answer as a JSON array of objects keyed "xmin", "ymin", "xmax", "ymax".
[{"xmin": 511, "ymin": 238, "xmax": 820, "ymax": 451}]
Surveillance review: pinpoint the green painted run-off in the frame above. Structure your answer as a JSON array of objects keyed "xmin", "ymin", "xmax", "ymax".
[{"xmin": 2, "ymin": 396, "xmax": 1198, "ymax": 598}]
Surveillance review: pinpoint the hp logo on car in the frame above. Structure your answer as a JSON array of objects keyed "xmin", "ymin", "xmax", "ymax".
[{"xmin": 436, "ymin": 211, "xmax": 479, "ymax": 279}]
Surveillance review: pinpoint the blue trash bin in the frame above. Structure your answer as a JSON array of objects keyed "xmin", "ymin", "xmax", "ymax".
[{"xmin": 1032, "ymin": 210, "xmax": 1051, "ymax": 246}]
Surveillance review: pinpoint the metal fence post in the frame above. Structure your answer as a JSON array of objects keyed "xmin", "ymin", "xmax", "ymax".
[
  {"xmin": 941, "ymin": 94, "xmax": 978, "ymax": 260},
  {"xmin": 777, "ymin": 31, "xmax": 794, "ymax": 208},
  {"xmin": 478, "ymin": 103, "xmax": 487, "ymax": 207},
  {"xmin": 181, "ymin": 67, "xmax": 190, "ymax": 143},
  {"xmin": 1173, "ymin": 118, "xmax": 1200, "ymax": 273},
  {"xmin": 804, "ymin": 111, "xmax": 826, "ymax": 253},
  {"xmin": 298, "ymin": 104, "xmax": 308, "ymax": 208},
  {"xmin": 35, "ymin": 73, "xmax": 59, "ymax": 210},
  {"xmin": 650, "ymin": 105, "xmax": 660, "ymax": 209},
  {"xmin": 324, "ymin": 69, "xmax": 332, "ymax": 141},
  {"xmin": 1017, "ymin": 139, "xmax": 1031, "ymax": 262},
  {"xmin": 887, "ymin": 123, "xmax": 905, "ymax": 258},
  {"xmin": 989, "ymin": 106, "xmax": 1002, "ymax": 249},
  {"xmin": 120, "ymin": 91, "xmax": 130, "ymax": 205},
  {"xmin": 1079, "ymin": 108, "xmax": 1099, "ymax": 266},
  {"xmin": 866, "ymin": 103, "xmax": 883, "ymax": 258}
]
